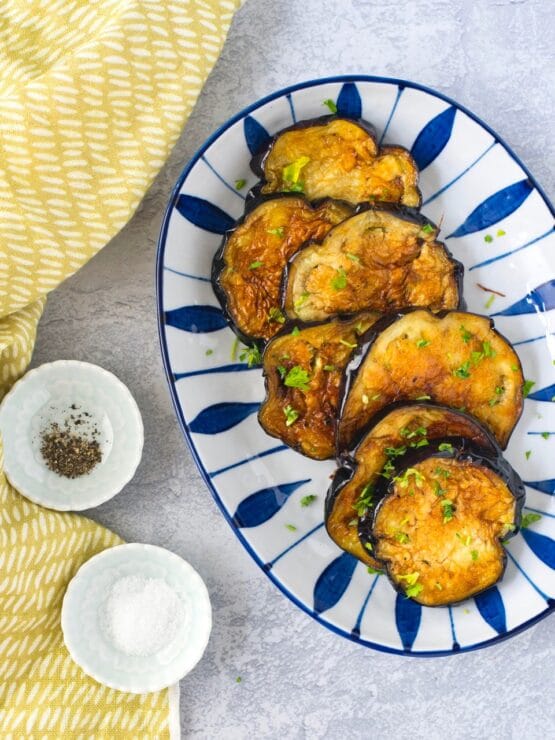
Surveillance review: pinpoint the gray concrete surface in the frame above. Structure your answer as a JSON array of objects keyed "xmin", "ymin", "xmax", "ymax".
[{"xmin": 32, "ymin": 0, "xmax": 554, "ymax": 737}]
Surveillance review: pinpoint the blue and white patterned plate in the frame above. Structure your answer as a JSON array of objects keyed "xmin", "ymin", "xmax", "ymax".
[{"xmin": 156, "ymin": 76, "xmax": 554, "ymax": 656}]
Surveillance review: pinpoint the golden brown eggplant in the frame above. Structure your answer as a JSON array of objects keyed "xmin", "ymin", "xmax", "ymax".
[
  {"xmin": 358, "ymin": 440, "xmax": 524, "ymax": 606},
  {"xmin": 212, "ymin": 195, "xmax": 354, "ymax": 344},
  {"xmin": 338, "ymin": 310, "xmax": 524, "ymax": 451},
  {"xmin": 325, "ymin": 403, "xmax": 497, "ymax": 568},
  {"xmin": 282, "ymin": 207, "xmax": 462, "ymax": 322},
  {"xmin": 252, "ymin": 117, "xmax": 421, "ymax": 207},
  {"xmin": 258, "ymin": 312, "xmax": 380, "ymax": 460}
]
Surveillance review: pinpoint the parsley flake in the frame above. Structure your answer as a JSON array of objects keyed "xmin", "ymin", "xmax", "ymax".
[
  {"xmin": 438, "ymin": 442, "xmax": 454, "ymax": 453},
  {"xmin": 353, "ymin": 483, "xmax": 374, "ymax": 517},
  {"xmin": 421, "ymin": 223, "xmax": 435, "ymax": 234},
  {"xmin": 331, "ymin": 267, "xmax": 348, "ymax": 291},
  {"xmin": 367, "ymin": 566, "xmax": 384, "ymax": 575},
  {"xmin": 323, "ymin": 364, "xmax": 336, "ymax": 372},
  {"xmin": 249, "ymin": 260, "xmax": 263, "ymax": 270},
  {"xmin": 284, "ymin": 365, "xmax": 311, "ymax": 391},
  {"xmin": 300, "ymin": 494, "xmax": 317, "ymax": 507},
  {"xmin": 346, "ymin": 252, "xmax": 360, "ymax": 263},
  {"xmin": 525, "ymin": 450, "xmax": 532, "ymax": 460},
  {"xmin": 416, "ymin": 338, "xmax": 430, "ymax": 348},
  {"xmin": 239, "ymin": 344, "xmax": 262, "ymax": 367},
  {"xmin": 522, "ymin": 379, "xmax": 535, "ymax": 398},
  {"xmin": 397, "ymin": 572, "xmax": 420, "ymax": 586},
  {"xmin": 485, "ymin": 293, "xmax": 495, "ymax": 309},
  {"xmin": 236, "ymin": 676, "xmax": 242, "ymax": 683},
  {"xmin": 323, "ymin": 98, "xmax": 338, "ymax": 113},
  {"xmin": 521, "ymin": 512, "xmax": 541, "ymax": 528},
  {"xmin": 471, "ymin": 550, "xmax": 479, "ymax": 561},
  {"xmin": 285, "ymin": 523, "xmax": 297, "ymax": 532},
  {"xmin": 268, "ymin": 307, "xmax": 285, "ymax": 324},
  {"xmin": 339, "ymin": 338, "xmax": 357, "ymax": 348},
  {"xmin": 267, "ymin": 226, "xmax": 285, "ymax": 237},
  {"xmin": 283, "ymin": 405, "xmax": 299, "ymax": 426},
  {"xmin": 441, "ymin": 499, "xmax": 455, "ymax": 523},
  {"xmin": 460, "ymin": 325, "xmax": 472, "ymax": 343},
  {"xmin": 406, "ymin": 582, "xmax": 424, "ymax": 598},
  {"xmin": 291, "ymin": 326, "xmax": 300, "ymax": 336},
  {"xmin": 541, "ymin": 432, "xmax": 550, "ymax": 440},
  {"xmin": 394, "ymin": 468, "xmax": 425, "ymax": 489},
  {"xmin": 497, "ymin": 229, "xmax": 506, "ymax": 237},
  {"xmin": 294, "ymin": 292, "xmax": 310, "ymax": 310},
  {"xmin": 282, "ymin": 156, "xmax": 310, "ymax": 191},
  {"xmin": 453, "ymin": 361, "xmax": 471, "ymax": 379},
  {"xmin": 484, "ymin": 234, "xmax": 493, "ymax": 243},
  {"xmin": 230, "ymin": 337, "xmax": 239, "ymax": 361},
  {"xmin": 235, "ymin": 179, "xmax": 246, "ymax": 190},
  {"xmin": 395, "ymin": 531, "xmax": 409, "ymax": 544},
  {"xmin": 415, "ymin": 395, "xmax": 431, "ymax": 401},
  {"xmin": 205, "ymin": 348, "xmax": 213, "ymax": 356}
]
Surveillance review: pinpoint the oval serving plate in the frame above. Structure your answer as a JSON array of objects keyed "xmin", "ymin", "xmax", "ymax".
[{"xmin": 157, "ymin": 76, "xmax": 554, "ymax": 656}]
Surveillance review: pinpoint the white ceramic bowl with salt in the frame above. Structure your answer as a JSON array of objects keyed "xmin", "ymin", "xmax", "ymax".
[{"xmin": 61, "ymin": 543, "xmax": 212, "ymax": 693}]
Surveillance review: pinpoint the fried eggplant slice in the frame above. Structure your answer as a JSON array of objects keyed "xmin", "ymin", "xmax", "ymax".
[
  {"xmin": 283, "ymin": 207, "xmax": 462, "ymax": 321},
  {"xmin": 252, "ymin": 117, "xmax": 421, "ymax": 207},
  {"xmin": 338, "ymin": 310, "xmax": 524, "ymax": 451},
  {"xmin": 212, "ymin": 195, "xmax": 354, "ymax": 344},
  {"xmin": 259, "ymin": 312, "xmax": 380, "ymax": 460},
  {"xmin": 325, "ymin": 403, "xmax": 497, "ymax": 568},
  {"xmin": 358, "ymin": 440, "xmax": 525, "ymax": 606}
]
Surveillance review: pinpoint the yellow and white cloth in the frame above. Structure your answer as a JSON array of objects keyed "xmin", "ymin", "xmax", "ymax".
[{"xmin": 0, "ymin": 1, "xmax": 242, "ymax": 735}]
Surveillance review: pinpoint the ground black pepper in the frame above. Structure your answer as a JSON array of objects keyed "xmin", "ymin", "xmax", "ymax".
[{"xmin": 40, "ymin": 408, "xmax": 102, "ymax": 478}]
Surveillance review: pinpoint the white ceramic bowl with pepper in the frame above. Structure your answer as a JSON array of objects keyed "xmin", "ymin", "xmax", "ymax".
[{"xmin": 0, "ymin": 360, "xmax": 144, "ymax": 510}]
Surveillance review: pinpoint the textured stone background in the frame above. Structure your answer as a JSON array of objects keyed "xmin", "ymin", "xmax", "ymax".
[{"xmin": 32, "ymin": 0, "xmax": 554, "ymax": 737}]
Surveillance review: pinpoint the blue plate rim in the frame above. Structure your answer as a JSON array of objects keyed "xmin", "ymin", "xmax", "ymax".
[{"xmin": 155, "ymin": 74, "xmax": 554, "ymax": 657}]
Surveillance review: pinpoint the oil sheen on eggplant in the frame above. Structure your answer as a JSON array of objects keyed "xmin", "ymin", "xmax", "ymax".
[
  {"xmin": 325, "ymin": 402, "xmax": 497, "ymax": 568},
  {"xmin": 358, "ymin": 440, "xmax": 525, "ymax": 606},
  {"xmin": 251, "ymin": 117, "xmax": 421, "ymax": 208},
  {"xmin": 212, "ymin": 195, "xmax": 354, "ymax": 344},
  {"xmin": 283, "ymin": 207, "xmax": 462, "ymax": 322},
  {"xmin": 258, "ymin": 312, "xmax": 380, "ymax": 460},
  {"xmin": 338, "ymin": 310, "xmax": 524, "ymax": 452}
]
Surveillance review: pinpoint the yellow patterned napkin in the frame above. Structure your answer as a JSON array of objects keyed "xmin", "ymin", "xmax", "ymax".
[{"xmin": 0, "ymin": 1, "xmax": 242, "ymax": 735}]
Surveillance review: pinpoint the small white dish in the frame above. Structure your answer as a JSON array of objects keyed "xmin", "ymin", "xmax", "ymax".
[
  {"xmin": 61, "ymin": 543, "xmax": 212, "ymax": 693},
  {"xmin": 0, "ymin": 360, "xmax": 144, "ymax": 510}
]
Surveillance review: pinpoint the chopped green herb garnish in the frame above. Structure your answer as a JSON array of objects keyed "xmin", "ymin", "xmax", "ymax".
[
  {"xmin": 235, "ymin": 179, "xmax": 246, "ymax": 190},
  {"xmin": 236, "ymin": 676, "xmax": 242, "ymax": 683},
  {"xmin": 397, "ymin": 572, "xmax": 420, "ymax": 586},
  {"xmin": 453, "ymin": 361, "xmax": 471, "ymax": 379},
  {"xmin": 353, "ymin": 482, "xmax": 374, "ymax": 516},
  {"xmin": 385, "ymin": 445, "xmax": 407, "ymax": 458},
  {"xmin": 277, "ymin": 365, "xmax": 286, "ymax": 379},
  {"xmin": 522, "ymin": 379, "xmax": 535, "ymax": 398},
  {"xmin": 434, "ymin": 466, "xmax": 450, "ymax": 478},
  {"xmin": 541, "ymin": 432, "xmax": 550, "ymax": 440},
  {"xmin": 482, "ymin": 341, "xmax": 496, "ymax": 358},
  {"xmin": 471, "ymin": 550, "xmax": 479, "ymax": 561},
  {"xmin": 460, "ymin": 325, "xmax": 472, "ymax": 343},
  {"xmin": 433, "ymin": 480, "xmax": 446, "ymax": 498},
  {"xmin": 496, "ymin": 229, "xmax": 506, "ymax": 237},
  {"xmin": 525, "ymin": 450, "xmax": 532, "ymax": 460},
  {"xmin": 364, "ymin": 542, "xmax": 373, "ymax": 551},
  {"xmin": 438, "ymin": 442, "xmax": 454, "ymax": 453},
  {"xmin": 267, "ymin": 226, "xmax": 285, "ymax": 237},
  {"xmin": 230, "ymin": 337, "xmax": 239, "ymax": 361},
  {"xmin": 405, "ymin": 582, "xmax": 424, "ymax": 598},
  {"xmin": 284, "ymin": 365, "xmax": 311, "ymax": 391},
  {"xmin": 323, "ymin": 98, "xmax": 338, "ymax": 113},
  {"xmin": 346, "ymin": 252, "xmax": 360, "ymax": 263},
  {"xmin": 485, "ymin": 293, "xmax": 495, "ymax": 309},
  {"xmin": 205, "ymin": 348, "xmax": 213, "ymax": 356},
  {"xmin": 239, "ymin": 344, "xmax": 262, "ymax": 367},
  {"xmin": 441, "ymin": 499, "xmax": 455, "ymax": 523},
  {"xmin": 249, "ymin": 260, "xmax": 263, "ymax": 270},
  {"xmin": 484, "ymin": 234, "xmax": 493, "ymax": 243},
  {"xmin": 285, "ymin": 523, "xmax": 297, "ymax": 532},
  {"xmin": 421, "ymin": 223, "xmax": 435, "ymax": 234},
  {"xmin": 339, "ymin": 338, "xmax": 357, "ymax": 348},
  {"xmin": 395, "ymin": 531, "xmax": 409, "ymax": 544},
  {"xmin": 489, "ymin": 385, "xmax": 505, "ymax": 406},
  {"xmin": 381, "ymin": 459, "xmax": 395, "ymax": 479},
  {"xmin": 282, "ymin": 156, "xmax": 310, "ymax": 191},
  {"xmin": 399, "ymin": 426, "xmax": 427, "ymax": 440},
  {"xmin": 268, "ymin": 307, "xmax": 285, "ymax": 324},
  {"xmin": 294, "ymin": 292, "xmax": 310, "ymax": 309},
  {"xmin": 283, "ymin": 405, "xmax": 299, "ymax": 426},
  {"xmin": 348, "ymin": 518, "xmax": 358, "ymax": 527},
  {"xmin": 323, "ymin": 364, "xmax": 336, "ymax": 372},
  {"xmin": 367, "ymin": 566, "xmax": 384, "ymax": 575},
  {"xmin": 416, "ymin": 338, "xmax": 430, "ymax": 348},
  {"xmin": 471, "ymin": 350, "xmax": 484, "ymax": 365},
  {"xmin": 300, "ymin": 494, "xmax": 317, "ymax": 507},
  {"xmin": 331, "ymin": 267, "xmax": 348, "ymax": 291},
  {"xmin": 415, "ymin": 395, "xmax": 431, "ymax": 401},
  {"xmin": 291, "ymin": 326, "xmax": 300, "ymax": 336},
  {"xmin": 521, "ymin": 512, "xmax": 541, "ymax": 528},
  {"xmin": 394, "ymin": 467, "xmax": 425, "ymax": 488}
]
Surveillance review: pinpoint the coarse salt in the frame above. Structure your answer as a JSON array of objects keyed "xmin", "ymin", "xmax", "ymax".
[{"xmin": 100, "ymin": 575, "xmax": 185, "ymax": 657}]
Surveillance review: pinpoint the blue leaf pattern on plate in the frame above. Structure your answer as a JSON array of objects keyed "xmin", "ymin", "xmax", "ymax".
[
  {"xmin": 527, "ymin": 383, "xmax": 555, "ymax": 402},
  {"xmin": 176, "ymin": 194, "xmax": 235, "ymax": 234},
  {"xmin": 474, "ymin": 587, "xmax": 506, "ymax": 634},
  {"xmin": 524, "ymin": 479, "xmax": 555, "ymax": 495},
  {"xmin": 492, "ymin": 280, "xmax": 555, "ymax": 316},
  {"xmin": 521, "ymin": 528, "xmax": 555, "ymax": 569},
  {"xmin": 244, "ymin": 115, "xmax": 272, "ymax": 156},
  {"xmin": 189, "ymin": 402, "xmax": 259, "ymax": 434},
  {"xmin": 232, "ymin": 479, "xmax": 311, "ymax": 528},
  {"xmin": 411, "ymin": 106, "xmax": 456, "ymax": 171},
  {"xmin": 336, "ymin": 82, "xmax": 362, "ymax": 119},
  {"xmin": 313, "ymin": 552, "xmax": 357, "ymax": 614},
  {"xmin": 165, "ymin": 305, "xmax": 227, "ymax": 333},
  {"xmin": 447, "ymin": 179, "xmax": 533, "ymax": 238},
  {"xmin": 395, "ymin": 593, "xmax": 422, "ymax": 650}
]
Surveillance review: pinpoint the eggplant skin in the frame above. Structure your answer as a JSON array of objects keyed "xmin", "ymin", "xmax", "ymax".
[
  {"xmin": 325, "ymin": 402, "xmax": 497, "ymax": 569},
  {"xmin": 258, "ymin": 312, "xmax": 380, "ymax": 460},
  {"xmin": 358, "ymin": 439, "xmax": 525, "ymax": 606},
  {"xmin": 282, "ymin": 206, "xmax": 463, "ymax": 321},
  {"xmin": 337, "ymin": 309, "xmax": 524, "ymax": 452},
  {"xmin": 212, "ymin": 194, "xmax": 354, "ymax": 345},
  {"xmin": 251, "ymin": 117, "xmax": 421, "ymax": 208}
]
